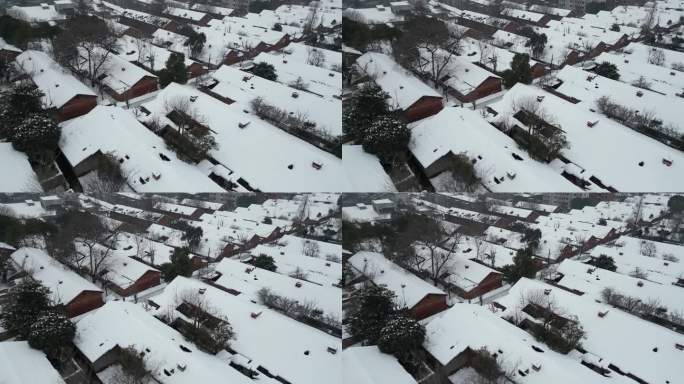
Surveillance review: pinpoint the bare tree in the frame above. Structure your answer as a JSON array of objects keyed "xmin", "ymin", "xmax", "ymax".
[
  {"xmin": 51, "ymin": 210, "xmax": 121, "ymax": 282},
  {"xmin": 472, "ymin": 235, "xmax": 489, "ymax": 262},
  {"xmin": 83, "ymin": 152, "xmax": 126, "ymax": 193},
  {"xmin": 306, "ymin": 47, "xmax": 326, "ymax": 67},
  {"xmin": 648, "ymin": 47, "xmax": 666, "ymax": 66},
  {"xmin": 302, "ymin": 3, "xmax": 321, "ymax": 37},
  {"xmin": 393, "ymin": 17, "xmax": 465, "ymax": 86},
  {"xmin": 640, "ymin": 241, "xmax": 657, "ymax": 257},
  {"xmin": 302, "ymin": 239, "xmax": 321, "ymax": 258},
  {"xmin": 53, "ymin": 15, "xmax": 119, "ymax": 87}
]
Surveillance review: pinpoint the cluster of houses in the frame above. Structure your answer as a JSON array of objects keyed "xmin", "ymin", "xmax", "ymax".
[
  {"xmin": 2, "ymin": 0, "xmax": 346, "ymax": 194},
  {"xmin": 342, "ymin": 192, "xmax": 683, "ymax": 384},
  {"xmin": 344, "ymin": 0, "xmax": 684, "ymax": 192},
  {"xmin": 0, "ymin": 192, "xmax": 342, "ymax": 384}
]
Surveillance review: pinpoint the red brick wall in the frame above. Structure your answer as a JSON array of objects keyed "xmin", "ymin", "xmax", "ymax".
[
  {"xmin": 66, "ymin": 290, "xmax": 104, "ymax": 318},
  {"xmin": 531, "ymin": 63, "xmax": 546, "ymax": 79},
  {"xmin": 188, "ymin": 63, "xmax": 205, "ymax": 78},
  {"xmin": 459, "ymin": 76, "xmax": 502, "ymax": 103},
  {"xmin": 115, "ymin": 270, "xmax": 161, "ymax": 297},
  {"xmin": 404, "ymin": 96, "xmax": 444, "ymax": 122},
  {"xmin": 409, "ymin": 293, "xmax": 449, "ymax": 320},
  {"xmin": 462, "ymin": 272, "xmax": 502, "ymax": 300},
  {"xmin": 108, "ymin": 76, "xmax": 158, "ymax": 102},
  {"xmin": 58, "ymin": 94, "xmax": 97, "ymax": 121}
]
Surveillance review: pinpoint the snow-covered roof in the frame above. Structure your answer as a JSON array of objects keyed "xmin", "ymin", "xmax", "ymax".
[
  {"xmin": 497, "ymin": 278, "xmax": 684, "ymax": 384},
  {"xmin": 460, "ymin": 37, "xmax": 542, "ymax": 73},
  {"xmin": 529, "ymin": 4, "xmax": 572, "ymax": 17},
  {"xmin": 356, "ymin": 52, "xmax": 441, "ymax": 110},
  {"xmin": 621, "ymin": 42, "xmax": 684, "ymax": 71},
  {"xmin": 139, "ymin": 83, "xmax": 347, "ymax": 192},
  {"xmin": 557, "ymin": 259, "xmax": 684, "ymax": 315},
  {"xmin": 271, "ymin": 3, "xmax": 341, "ymax": 29},
  {"xmin": 15, "ymin": 50, "xmax": 96, "ymax": 109},
  {"xmin": 153, "ymin": 202, "xmax": 198, "ymax": 217},
  {"xmin": 591, "ymin": 5, "xmax": 682, "ymax": 30},
  {"xmin": 410, "ymin": 107, "xmax": 579, "ymax": 192},
  {"xmin": 211, "ymin": 64, "xmax": 341, "ymax": 136},
  {"xmin": 421, "ymin": 48, "xmax": 500, "ymax": 97},
  {"xmin": 190, "ymin": 3, "xmax": 233, "ymax": 16},
  {"xmin": 593, "ymin": 51, "xmax": 684, "ymax": 97},
  {"xmin": 7, "ymin": 4, "xmax": 66, "ymax": 23},
  {"xmin": 250, "ymin": 51, "xmax": 341, "ymax": 99},
  {"xmin": 343, "ymin": 346, "xmax": 417, "ymax": 384},
  {"xmin": 483, "ymin": 225, "xmax": 527, "ymax": 249},
  {"xmin": 342, "ymin": 204, "xmax": 391, "ymax": 223},
  {"xmin": 165, "ymin": 6, "xmax": 207, "ymax": 22},
  {"xmin": 274, "ymin": 42, "xmax": 342, "ymax": 71},
  {"xmin": 488, "ymin": 83, "xmax": 684, "ymax": 191},
  {"xmin": 547, "ymin": 17, "xmax": 634, "ymax": 44},
  {"xmin": 343, "ymin": 7, "xmax": 404, "ymax": 24},
  {"xmin": 0, "ymin": 341, "xmax": 66, "ymax": 384},
  {"xmin": 0, "ymin": 143, "xmax": 41, "ymax": 193},
  {"xmin": 214, "ymin": 258, "xmax": 341, "ymax": 321},
  {"xmin": 0, "ymin": 37, "xmax": 21, "ymax": 53},
  {"xmin": 98, "ymin": 49, "xmax": 157, "ymax": 95},
  {"xmin": 113, "ymin": 232, "xmax": 176, "ymax": 266},
  {"xmin": 414, "ymin": 244, "xmax": 499, "ymax": 291},
  {"xmin": 151, "ymin": 28, "xmax": 189, "ymax": 53},
  {"xmin": 342, "ymin": 145, "xmax": 396, "ymax": 192},
  {"xmin": 116, "ymin": 35, "xmax": 199, "ymax": 72},
  {"xmin": 179, "ymin": 198, "xmax": 223, "ymax": 210},
  {"xmin": 249, "ymin": 235, "xmax": 342, "ymax": 286},
  {"xmin": 73, "ymin": 240, "xmax": 158, "ymax": 290},
  {"xmin": 10, "ymin": 247, "xmax": 102, "ymax": 305},
  {"xmin": 59, "ymin": 106, "xmax": 222, "ymax": 192},
  {"xmin": 151, "ymin": 277, "xmax": 342, "ymax": 384},
  {"xmin": 349, "ymin": 251, "xmax": 445, "ymax": 309},
  {"xmin": 588, "ymin": 236, "xmax": 684, "ymax": 285},
  {"xmin": 556, "ymin": 65, "xmax": 684, "ymax": 136},
  {"xmin": 503, "ymin": 8, "xmax": 546, "ymax": 23},
  {"xmin": 146, "ymin": 223, "xmax": 188, "ymax": 248},
  {"xmin": 74, "ymin": 301, "xmax": 254, "ymax": 384},
  {"xmin": 424, "ymin": 303, "xmax": 625, "ymax": 384}
]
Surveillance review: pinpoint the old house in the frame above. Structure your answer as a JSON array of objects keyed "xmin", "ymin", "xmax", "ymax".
[
  {"xmin": 73, "ymin": 301, "xmax": 256, "ymax": 383},
  {"xmin": 355, "ymin": 52, "xmax": 443, "ymax": 122},
  {"xmin": 98, "ymin": 51, "xmax": 158, "ymax": 102},
  {"xmin": 0, "ymin": 342, "xmax": 66, "ymax": 384},
  {"xmin": 9, "ymin": 248, "xmax": 104, "ymax": 318},
  {"xmin": 15, "ymin": 50, "xmax": 97, "ymax": 121},
  {"xmin": 348, "ymin": 251, "xmax": 448, "ymax": 320},
  {"xmin": 0, "ymin": 38, "xmax": 21, "ymax": 67}
]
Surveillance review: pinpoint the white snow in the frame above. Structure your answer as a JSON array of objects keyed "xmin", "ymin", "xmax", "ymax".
[
  {"xmin": 214, "ymin": 258, "xmax": 342, "ymax": 321},
  {"xmin": 0, "ymin": 341, "xmax": 66, "ymax": 384},
  {"xmin": 497, "ymin": 278, "xmax": 683, "ymax": 384},
  {"xmin": 10, "ymin": 247, "xmax": 103, "ymax": 305},
  {"xmin": 348, "ymin": 251, "xmax": 445, "ymax": 309},
  {"xmin": 139, "ymin": 82, "xmax": 347, "ymax": 192},
  {"xmin": 356, "ymin": 52, "xmax": 442, "ymax": 110},
  {"xmin": 342, "ymin": 145, "xmax": 396, "ymax": 192},
  {"xmin": 489, "ymin": 83, "xmax": 684, "ymax": 191},
  {"xmin": 59, "ymin": 106, "xmax": 224, "ymax": 193},
  {"xmin": 0, "ymin": 143, "xmax": 42, "ymax": 193},
  {"xmin": 74, "ymin": 301, "xmax": 255, "ymax": 384},
  {"xmin": 151, "ymin": 277, "xmax": 342, "ymax": 384},
  {"xmin": 410, "ymin": 107, "xmax": 580, "ymax": 192},
  {"xmin": 343, "ymin": 346, "xmax": 417, "ymax": 384},
  {"xmin": 15, "ymin": 50, "xmax": 96, "ymax": 110}
]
